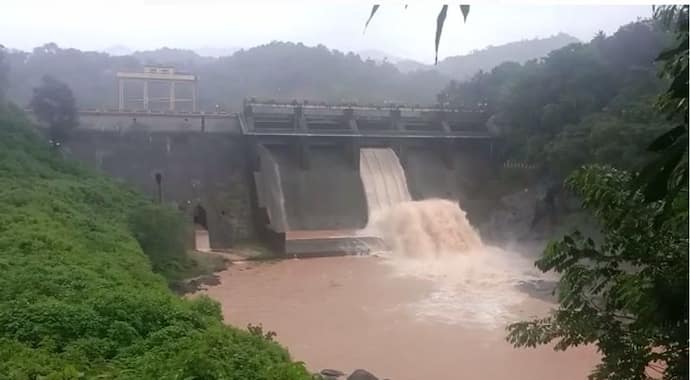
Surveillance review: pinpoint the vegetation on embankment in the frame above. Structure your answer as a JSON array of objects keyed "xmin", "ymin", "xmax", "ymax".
[{"xmin": 0, "ymin": 104, "xmax": 310, "ymax": 379}]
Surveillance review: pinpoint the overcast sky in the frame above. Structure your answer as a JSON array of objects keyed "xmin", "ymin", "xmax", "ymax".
[{"xmin": 2, "ymin": 1, "xmax": 652, "ymax": 63}]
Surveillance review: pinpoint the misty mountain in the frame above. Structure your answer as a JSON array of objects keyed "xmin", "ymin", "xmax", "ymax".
[
  {"xmin": 104, "ymin": 45, "xmax": 133, "ymax": 56},
  {"xmin": 358, "ymin": 49, "xmax": 405, "ymax": 64},
  {"xmin": 131, "ymin": 47, "xmax": 215, "ymax": 66},
  {"xmin": 194, "ymin": 46, "xmax": 242, "ymax": 58},
  {"xmin": 436, "ymin": 33, "xmax": 580, "ymax": 79},
  {"xmin": 396, "ymin": 33, "xmax": 580, "ymax": 78},
  {"xmin": 4, "ymin": 42, "xmax": 450, "ymax": 112},
  {"xmin": 395, "ymin": 59, "xmax": 430, "ymax": 73},
  {"xmin": 3, "ymin": 34, "xmax": 579, "ymax": 112}
]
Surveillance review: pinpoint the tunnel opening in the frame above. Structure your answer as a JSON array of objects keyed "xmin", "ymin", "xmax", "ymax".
[
  {"xmin": 193, "ymin": 204, "xmax": 208, "ymax": 229},
  {"xmin": 193, "ymin": 204, "xmax": 210, "ymax": 252}
]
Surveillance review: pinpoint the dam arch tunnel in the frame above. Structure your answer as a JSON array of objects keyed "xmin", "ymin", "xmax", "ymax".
[
  {"xmin": 193, "ymin": 204, "xmax": 210, "ymax": 252},
  {"xmin": 193, "ymin": 204, "xmax": 208, "ymax": 230}
]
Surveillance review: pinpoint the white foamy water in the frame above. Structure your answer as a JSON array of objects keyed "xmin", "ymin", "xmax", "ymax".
[
  {"xmin": 357, "ymin": 148, "xmax": 552, "ymax": 327},
  {"xmin": 359, "ymin": 148, "xmax": 412, "ymax": 215},
  {"xmin": 382, "ymin": 246, "xmax": 554, "ymax": 327},
  {"xmin": 368, "ymin": 199, "xmax": 483, "ymax": 257}
]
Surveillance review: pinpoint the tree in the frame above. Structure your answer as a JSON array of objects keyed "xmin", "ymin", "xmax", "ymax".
[
  {"xmin": 29, "ymin": 75, "xmax": 78, "ymax": 146},
  {"xmin": 507, "ymin": 165, "xmax": 688, "ymax": 379},
  {"xmin": 635, "ymin": 5, "xmax": 688, "ymax": 206},
  {"xmin": 507, "ymin": 6, "xmax": 689, "ymax": 379},
  {"xmin": 0, "ymin": 44, "xmax": 8, "ymax": 102},
  {"xmin": 437, "ymin": 19, "xmax": 668, "ymax": 172},
  {"xmin": 364, "ymin": 5, "xmax": 470, "ymax": 64}
]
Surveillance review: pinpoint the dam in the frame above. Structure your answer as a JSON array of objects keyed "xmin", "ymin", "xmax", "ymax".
[{"xmin": 59, "ymin": 100, "xmax": 495, "ymax": 256}]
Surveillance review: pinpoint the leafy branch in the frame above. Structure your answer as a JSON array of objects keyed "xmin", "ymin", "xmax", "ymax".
[{"xmin": 363, "ymin": 4, "xmax": 471, "ymax": 64}]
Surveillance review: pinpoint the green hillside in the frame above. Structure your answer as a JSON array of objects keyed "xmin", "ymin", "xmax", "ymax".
[{"xmin": 0, "ymin": 104, "xmax": 310, "ymax": 379}]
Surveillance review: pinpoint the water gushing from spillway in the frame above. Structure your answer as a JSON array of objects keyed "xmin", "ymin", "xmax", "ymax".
[
  {"xmin": 359, "ymin": 148, "xmax": 412, "ymax": 215},
  {"xmin": 359, "ymin": 148, "xmax": 483, "ymax": 257},
  {"xmin": 357, "ymin": 147, "xmax": 552, "ymax": 327}
]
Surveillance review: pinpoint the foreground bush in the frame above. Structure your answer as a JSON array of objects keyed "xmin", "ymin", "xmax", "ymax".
[
  {"xmin": 0, "ymin": 105, "xmax": 310, "ymax": 379},
  {"xmin": 129, "ymin": 204, "xmax": 192, "ymax": 284}
]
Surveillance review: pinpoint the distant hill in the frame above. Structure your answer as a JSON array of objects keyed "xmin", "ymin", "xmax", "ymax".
[
  {"xmin": 395, "ymin": 59, "xmax": 430, "ymax": 73},
  {"xmin": 5, "ymin": 42, "xmax": 449, "ymax": 112},
  {"xmin": 396, "ymin": 33, "xmax": 580, "ymax": 79},
  {"xmin": 131, "ymin": 47, "xmax": 214, "ymax": 66},
  {"xmin": 358, "ymin": 49, "xmax": 405, "ymax": 64},
  {"xmin": 194, "ymin": 46, "xmax": 242, "ymax": 58},
  {"xmin": 5, "ymin": 35, "xmax": 579, "ymax": 112},
  {"xmin": 104, "ymin": 45, "xmax": 133, "ymax": 56}
]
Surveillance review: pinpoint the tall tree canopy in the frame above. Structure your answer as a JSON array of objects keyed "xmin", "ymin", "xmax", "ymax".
[
  {"xmin": 30, "ymin": 75, "xmax": 78, "ymax": 146},
  {"xmin": 0, "ymin": 45, "xmax": 8, "ymax": 101},
  {"xmin": 507, "ymin": 7, "xmax": 689, "ymax": 380},
  {"xmin": 437, "ymin": 20, "xmax": 671, "ymax": 178}
]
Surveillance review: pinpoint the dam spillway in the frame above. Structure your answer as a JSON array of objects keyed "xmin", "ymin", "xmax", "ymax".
[{"xmin": 246, "ymin": 101, "xmax": 495, "ymax": 257}]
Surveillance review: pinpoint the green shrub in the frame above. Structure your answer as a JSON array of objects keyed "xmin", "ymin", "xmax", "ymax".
[
  {"xmin": 129, "ymin": 204, "xmax": 191, "ymax": 282},
  {"xmin": 0, "ymin": 108, "xmax": 310, "ymax": 379}
]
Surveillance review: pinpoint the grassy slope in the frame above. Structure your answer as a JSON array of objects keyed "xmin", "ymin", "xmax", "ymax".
[{"xmin": 0, "ymin": 105, "xmax": 309, "ymax": 379}]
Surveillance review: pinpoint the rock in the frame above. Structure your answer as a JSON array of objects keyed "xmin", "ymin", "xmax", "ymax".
[
  {"xmin": 321, "ymin": 369, "xmax": 346, "ymax": 377},
  {"xmin": 347, "ymin": 369, "xmax": 378, "ymax": 380}
]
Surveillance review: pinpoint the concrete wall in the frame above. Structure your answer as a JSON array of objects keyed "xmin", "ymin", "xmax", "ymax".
[
  {"xmin": 62, "ymin": 111, "xmax": 496, "ymax": 250},
  {"xmin": 77, "ymin": 112, "xmax": 241, "ymax": 134},
  {"xmin": 64, "ymin": 129, "xmax": 254, "ymax": 248},
  {"xmin": 260, "ymin": 144, "xmax": 369, "ymax": 231},
  {"xmin": 403, "ymin": 140, "xmax": 495, "ymax": 226},
  {"xmin": 255, "ymin": 145, "xmax": 289, "ymax": 233}
]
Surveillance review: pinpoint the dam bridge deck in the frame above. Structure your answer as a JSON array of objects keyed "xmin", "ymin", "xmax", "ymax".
[{"xmin": 241, "ymin": 101, "xmax": 493, "ymax": 140}]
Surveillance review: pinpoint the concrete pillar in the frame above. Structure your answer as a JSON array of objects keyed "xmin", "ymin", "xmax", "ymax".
[
  {"xmin": 192, "ymin": 82, "xmax": 198, "ymax": 112},
  {"xmin": 395, "ymin": 141, "xmax": 407, "ymax": 167},
  {"xmin": 297, "ymin": 137, "xmax": 310, "ymax": 170},
  {"xmin": 441, "ymin": 120, "xmax": 452, "ymax": 133},
  {"xmin": 347, "ymin": 138, "xmax": 360, "ymax": 170},
  {"xmin": 243, "ymin": 103, "xmax": 255, "ymax": 131},
  {"xmin": 390, "ymin": 109, "xmax": 404, "ymax": 130},
  {"xmin": 169, "ymin": 81, "xmax": 176, "ymax": 111},
  {"xmin": 142, "ymin": 80, "xmax": 149, "ymax": 110},
  {"xmin": 245, "ymin": 136, "xmax": 259, "ymax": 172},
  {"xmin": 344, "ymin": 108, "xmax": 358, "ymax": 131},
  {"xmin": 442, "ymin": 141, "xmax": 455, "ymax": 170},
  {"xmin": 294, "ymin": 106, "xmax": 307, "ymax": 131},
  {"xmin": 118, "ymin": 79, "xmax": 124, "ymax": 111}
]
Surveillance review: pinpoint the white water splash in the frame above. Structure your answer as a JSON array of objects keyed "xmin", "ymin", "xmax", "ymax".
[
  {"xmin": 383, "ymin": 246, "xmax": 553, "ymax": 328},
  {"xmin": 357, "ymin": 147, "xmax": 553, "ymax": 328}
]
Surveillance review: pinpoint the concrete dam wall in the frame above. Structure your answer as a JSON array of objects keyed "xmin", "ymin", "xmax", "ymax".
[
  {"xmin": 255, "ymin": 143, "xmax": 492, "ymax": 236},
  {"xmin": 255, "ymin": 144, "xmax": 369, "ymax": 232},
  {"xmin": 58, "ymin": 104, "xmax": 494, "ymax": 255},
  {"xmin": 63, "ymin": 128, "xmax": 254, "ymax": 249}
]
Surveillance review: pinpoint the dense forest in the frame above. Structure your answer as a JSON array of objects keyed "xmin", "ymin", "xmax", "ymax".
[
  {"xmin": 504, "ymin": 6, "xmax": 688, "ymax": 379},
  {"xmin": 438, "ymin": 20, "xmax": 673, "ymax": 178},
  {"xmin": 3, "ymin": 34, "xmax": 577, "ymax": 112},
  {"xmin": 408, "ymin": 33, "xmax": 579, "ymax": 78}
]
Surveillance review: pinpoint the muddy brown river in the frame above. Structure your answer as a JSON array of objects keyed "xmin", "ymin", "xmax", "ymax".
[{"xmin": 198, "ymin": 251, "xmax": 599, "ymax": 379}]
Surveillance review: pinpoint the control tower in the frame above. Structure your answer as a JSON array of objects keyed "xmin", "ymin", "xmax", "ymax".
[{"xmin": 116, "ymin": 66, "xmax": 198, "ymax": 112}]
